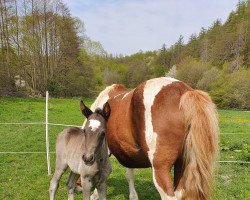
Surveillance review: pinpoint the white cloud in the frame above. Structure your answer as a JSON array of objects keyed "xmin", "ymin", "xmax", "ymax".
[{"xmin": 64, "ymin": 0, "xmax": 238, "ymax": 55}]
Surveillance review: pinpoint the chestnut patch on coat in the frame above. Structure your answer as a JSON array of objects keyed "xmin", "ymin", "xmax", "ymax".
[{"xmin": 151, "ymin": 82, "xmax": 190, "ymax": 193}]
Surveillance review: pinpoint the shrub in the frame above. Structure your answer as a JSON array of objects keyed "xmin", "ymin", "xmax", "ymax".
[
  {"xmin": 197, "ymin": 67, "xmax": 219, "ymax": 91},
  {"xmin": 211, "ymin": 69, "xmax": 250, "ymax": 109},
  {"xmin": 176, "ymin": 56, "xmax": 211, "ymax": 88}
]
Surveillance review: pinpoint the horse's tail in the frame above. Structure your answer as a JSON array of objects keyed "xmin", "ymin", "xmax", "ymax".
[{"xmin": 179, "ymin": 89, "xmax": 219, "ymax": 200}]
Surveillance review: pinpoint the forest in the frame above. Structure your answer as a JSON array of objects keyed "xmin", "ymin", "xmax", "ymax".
[{"xmin": 0, "ymin": 0, "xmax": 249, "ymax": 109}]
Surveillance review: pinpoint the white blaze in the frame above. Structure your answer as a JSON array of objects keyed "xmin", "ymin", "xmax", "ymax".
[
  {"xmin": 89, "ymin": 119, "xmax": 101, "ymax": 131},
  {"xmin": 143, "ymin": 77, "xmax": 178, "ymax": 163}
]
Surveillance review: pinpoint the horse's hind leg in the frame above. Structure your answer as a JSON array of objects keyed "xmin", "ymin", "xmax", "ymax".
[
  {"xmin": 66, "ymin": 171, "xmax": 79, "ymax": 200},
  {"xmin": 174, "ymin": 157, "xmax": 184, "ymax": 200},
  {"xmin": 125, "ymin": 168, "xmax": 138, "ymax": 200},
  {"xmin": 49, "ymin": 157, "xmax": 67, "ymax": 200},
  {"xmin": 152, "ymin": 164, "xmax": 176, "ymax": 200}
]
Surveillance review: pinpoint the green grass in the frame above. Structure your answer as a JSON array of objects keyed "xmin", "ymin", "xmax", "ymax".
[{"xmin": 0, "ymin": 97, "xmax": 249, "ymax": 200}]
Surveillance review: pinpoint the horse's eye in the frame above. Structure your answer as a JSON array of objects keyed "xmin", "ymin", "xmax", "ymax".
[{"xmin": 83, "ymin": 129, "xmax": 86, "ymax": 134}]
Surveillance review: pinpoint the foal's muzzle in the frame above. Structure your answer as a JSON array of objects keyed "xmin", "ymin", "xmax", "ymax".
[{"xmin": 82, "ymin": 154, "xmax": 95, "ymax": 166}]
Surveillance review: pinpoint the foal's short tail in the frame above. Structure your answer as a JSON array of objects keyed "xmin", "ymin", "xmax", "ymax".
[{"xmin": 179, "ymin": 89, "xmax": 219, "ymax": 200}]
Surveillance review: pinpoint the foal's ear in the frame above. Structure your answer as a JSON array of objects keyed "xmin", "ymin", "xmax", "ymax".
[
  {"xmin": 80, "ymin": 100, "xmax": 93, "ymax": 118},
  {"xmin": 103, "ymin": 102, "xmax": 111, "ymax": 120}
]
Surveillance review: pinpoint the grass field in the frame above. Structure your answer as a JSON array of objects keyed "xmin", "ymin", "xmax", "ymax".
[{"xmin": 0, "ymin": 97, "xmax": 249, "ymax": 200}]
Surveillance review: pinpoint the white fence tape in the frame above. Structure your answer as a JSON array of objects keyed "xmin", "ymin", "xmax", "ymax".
[
  {"xmin": 0, "ymin": 122, "xmax": 247, "ymax": 134},
  {"xmin": 0, "ymin": 122, "xmax": 81, "ymax": 127},
  {"xmin": 0, "ymin": 91, "xmax": 249, "ymax": 170},
  {"xmin": 0, "ymin": 151, "xmax": 249, "ymax": 164},
  {"xmin": 0, "ymin": 151, "xmax": 55, "ymax": 154},
  {"xmin": 218, "ymin": 160, "xmax": 250, "ymax": 164},
  {"xmin": 0, "ymin": 122, "xmax": 44, "ymax": 125}
]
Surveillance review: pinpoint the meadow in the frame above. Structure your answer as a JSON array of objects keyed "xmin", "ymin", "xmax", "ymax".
[{"xmin": 0, "ymin": 97, "xmax": 249, "ymax": 200}]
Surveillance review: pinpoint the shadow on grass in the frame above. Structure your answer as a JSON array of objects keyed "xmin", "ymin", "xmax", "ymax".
[{"xmin": 107, "ymin": 176, "xmax": 160, "ymax": 199}]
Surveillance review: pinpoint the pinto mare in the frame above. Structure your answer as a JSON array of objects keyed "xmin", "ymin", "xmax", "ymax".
[
  {"xmin": 49, "ymin": 101, "xmax": 111, "ymax": 200},
  {"xmin": 83, "ymin": 77, "xmax": 219, "ymax": 200}
]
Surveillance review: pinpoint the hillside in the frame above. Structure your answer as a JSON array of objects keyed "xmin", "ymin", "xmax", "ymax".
[{"xmin": 0, "ymin": 0, "xmax": 249, "ymax": 109}]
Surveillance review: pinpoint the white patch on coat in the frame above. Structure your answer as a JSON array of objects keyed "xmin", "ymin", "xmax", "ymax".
[
  {"xmin": 82, "ymin": 84, "xmax": 116, "ymax": 128},
  {"xmin": 114, "ymin": 93, "xmax": 124, "ymax": 99},
  {"xmin": 152, "ymin": 169, "xmax": 177, "ymax": 200},
  {"xmin": 174, "ymin": 190, "xmax": 184, "ymax": 200},
  {"xmin": 90, "ymin": 84, "xmax": 116, "ymax": 110},
  {"xmin": 89, "ymin": 120, "xmax": 101, "ymax": 131},
  {"xmin": 122, "ymin": 91, "xmax": 130, "ymax": 99},
  {"xmin": 143, "ymin": 77, "xmax": 178, "ymax": 163}
]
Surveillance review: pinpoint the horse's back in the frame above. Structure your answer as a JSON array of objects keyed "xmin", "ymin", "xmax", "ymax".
[
  {"xmin": 132, "ymin": 78, "xmax": 191, "ymax": 162},
  {"xmin": 56, "ymin": 127, "xmax": 84, "ymax": 155},
  {"xmin": 107, "ymin": 77, "xmax": 192, "ymax": 168}
]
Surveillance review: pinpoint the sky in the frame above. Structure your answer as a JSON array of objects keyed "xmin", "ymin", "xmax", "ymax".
[{"xmin": 63, "ymin": 0, "xmax": 238, "ymax": 55}]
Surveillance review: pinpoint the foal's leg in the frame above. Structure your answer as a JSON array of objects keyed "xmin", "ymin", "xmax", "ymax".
[
  {"xmin": 81, "ymin": 176, "xmax": 92, "ymax": 200},
  {"xmin": 95, "ymin": 161, "xmax": 112, "ymax": 200},
  {"xmin": 49, "ymin": 158, "xmax": 67, "ymax": 200},
  {"xmin": 96, "ymin": 182, "xmax": 107, "ymax": 200},
  {"xmin": 125, "ymin": 168, "xmax": 138, "ymax": 200},
  {"xmin": 66, "ymin": 171, "xmax": 79, "ymax": 200}
]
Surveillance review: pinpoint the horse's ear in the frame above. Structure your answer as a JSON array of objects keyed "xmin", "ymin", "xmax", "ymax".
[
  {"xmin": 80, "ymin": 100, "xmax": 93, "ymax": 118},
  {"xmin": 103, "ymin": 102, "xmax": 111, "ymax": 120}
]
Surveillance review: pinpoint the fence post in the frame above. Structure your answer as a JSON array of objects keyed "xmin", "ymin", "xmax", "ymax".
[{"xmin": 46, "ymin": 91, "xmax": 51, "ymax": 175}]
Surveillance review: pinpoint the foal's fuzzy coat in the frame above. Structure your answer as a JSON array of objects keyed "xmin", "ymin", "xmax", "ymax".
[{"xmin": 49, "ymin": 102, "xmax": 111, "ymax": 200}]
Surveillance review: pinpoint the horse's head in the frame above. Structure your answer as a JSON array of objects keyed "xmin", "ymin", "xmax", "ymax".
[{"xmin": 80, "ymin": 100, "xmax": 111, "ymax": 166}]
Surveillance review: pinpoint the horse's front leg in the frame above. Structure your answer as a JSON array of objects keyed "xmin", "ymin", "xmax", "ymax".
[
  {"xmin": 81, "ymin": 176, "xmax": 92, "ymax": 200},
  {"xmin": 66, "ymin": 171, "xmax": 79, "ymax": 200},
  {"xmin": 49, "ymin": 158, "xmax": 67, "ymax": 200},
  {"xmin": 125, "ymin": 168, "xmax": 138, "ymax": 200},
  {"xmin": 96, "ymin": 181, "xmax": 107, "ymax": 200},
  {"xmin": 93, "ymin": 161, "xmax": 112, "ymax": 200}
]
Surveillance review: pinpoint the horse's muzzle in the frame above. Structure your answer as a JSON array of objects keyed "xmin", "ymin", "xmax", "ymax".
[{"xmin": 82, "ymin": 154, "xmax": 95, "ymax": 166}]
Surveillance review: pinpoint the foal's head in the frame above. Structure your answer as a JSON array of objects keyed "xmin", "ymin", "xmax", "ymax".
[{"xmin": 80, "ymin": 100, "xmax": 111, "ymax": 166}]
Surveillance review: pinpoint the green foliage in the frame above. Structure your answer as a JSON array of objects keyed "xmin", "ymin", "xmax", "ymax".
[
  {"xmin": 211, "ymin": 69, "xmax": 250, "ymax": 109},
  {"xmin": 0, "ymin": 0, "xmax": 97, "ymax": 98},
  {"xmin": 83, "ymin": 37, "xmax": 107, "ymax": 56},
  {"xmin": 197, "ymin": 67, "xmax": 219, "ymax": 91},
  {"xmin": 176, "ymin": 57, "xmax": 211, "ymax": 88},
  {"xmin": 123, "ymin": 52, "xmax": 155, "ymax": 87},
  {"xmin": 48, "ymin": 80, "xmax": 60, "ymax": 97}
]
